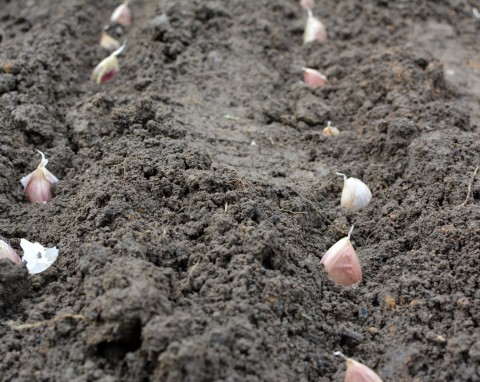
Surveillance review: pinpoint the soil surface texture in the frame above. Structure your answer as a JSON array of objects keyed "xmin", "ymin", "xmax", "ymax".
[{"xmin": 1, "ymin": 0, "xmax": 480, "ymax": 381}]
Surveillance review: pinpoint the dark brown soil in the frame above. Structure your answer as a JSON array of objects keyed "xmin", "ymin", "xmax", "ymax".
[{"xmin": 1, "ymin": 0, "xmax": 480, "ymax": 381}]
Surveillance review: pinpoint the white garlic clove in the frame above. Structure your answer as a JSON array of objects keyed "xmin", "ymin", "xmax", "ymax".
[
  {"xmin": 20, "ymin": 150, "xmax": 59, "ymax": 204},
  {"xmin": 303, "ymin": 67, "xmax": 328, "ymax": 89},
  {"xmin": 100, "ymin": 31, "xmax": 121, "ymax": 51},
  {"xmin": 111, "ymin": 1, "xmax": 132, "ymax": 27},
  {"xmin": 320, "ymin": 226, "xmax": 362, "ymax": 286},
  {"xmin": 20, "ymin": 239, "xmax": 59, "ymax": 275},
  {"xmin": 337, "ymin": 173, "xmax": 372, "ymax": 211},
  {"xmin": 323, "ymin": 121, "xmax": 339, "ymax": 136},
  {"xmin": 304, "ymin": 12, "xmax": 327, "ymax": 44},
  {"xmin": 300, "ymin": 0, "xmax": 315, "ymax": 10},
  {"xmin": 334, "ymin": 352, "xmax": 383, "ymax": 382},
  {"xmin": 0, "ymin": 239, "xmax": 21, "ymax": 265}
]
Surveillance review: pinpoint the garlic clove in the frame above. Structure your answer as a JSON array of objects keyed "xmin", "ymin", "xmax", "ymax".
[
  {"xmin": 111, "ymin": 1, "xmax": 132, "ymax": 27},
  {"xmin": 345, "ymin": 359, "xmax": 383, "ymax": 382},
  {"xmin": 337, "ymin": 173, "xmax": 372, "ymax": 211},
  {"xmin": 20, "ymin": 150, "xmax": 59, "ymax": 204},
  {"xmin": 100, "ymin": 31, "xmax": 121, "ymax": 51},
  {"xmin": 20, "ymin": 239, "xmax": 59, "ymax": 275},
  {"xmin": 321, "ymin": 226, "xmax": 362, "ymax": 286},
  {"xmin": 0, "ymin": 239, "xmax": 21, "ymax": 265},
  {"xmin": 91, "ymin": 41, "xmax": 126, "ymax": 84},
  {"xmin": 303, "ymin": 67, "xmax": 328, "ymax": 89},
  {"xmin": 334, "ymin": 352, "xmax": 383, "ymax": 382},
  {"xmin": 23, "ymin": 169, "xmax": 55, "ymax": 203},
  {"xmin": 91, "ymin": 54, "xmax": 119, "ymax": 84},
  {"xmin": 300, "ymin": 0, "xmax": 315, "ymax": 10},
  {"xmin": 323, "ymin": 121, "xmax": 339, "ymax": 136},
  {"xmin": 304, "ymin": 12, "xmax": 327, "ymax": 44}
]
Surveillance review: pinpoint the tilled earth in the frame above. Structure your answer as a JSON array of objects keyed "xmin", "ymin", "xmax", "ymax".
[{"xmin": 1, "ymin": 0, "xmax": 480, "ymax": 381}]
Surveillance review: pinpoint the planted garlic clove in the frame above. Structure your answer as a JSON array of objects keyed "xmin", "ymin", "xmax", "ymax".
[
  {"xmin": 20, "ymin": 239, "xmax": 59, "ymax": 275},
  {"xmin": 300, "ymin": 0, "xmax": 315, "ymax": 10},
  {"xmin": 100, "ymin": 31, "xmax": 120, "ymax": 51},
  {"xmin": 345, "ymin": 359, "xmax": 383, "ymax": 382},
  {"xmin": 321, "ymin": 226, "xmax": 362, "ymax": 286},
  {"xmin": 334, "ymin": 352, "xmax": 383, "ymax": 382},
  {"xmin": 303, "ymin": 67, "xmax": 328, "ymax": 89},
  {"xmin": 111, "ymin": 1, "xmax": 132, "ymax": 27},
  {"xmin": 337, "ymin": 173, "xmax": 372, "ymax": 211},
  {"xmin": 20, "ymin": 150, "xmax": 59, "ymax": 204},
  {"xmin": 91, "ymin": 55, "xmax": 118, "ymax": 84},
  {"xmin": 91, "ymin": 41, "xmax": 126, "ymax": 84},
  {"xmin": 0, "ymin": 239, "xmax": 21, "ymax": 265},
  {"xmin": 323, "ymin": 121, "xmax": 339, "ymax": 136},
  {"xmin": 304, "ymin": 12, "xmax": 327, "ymax": 44}
]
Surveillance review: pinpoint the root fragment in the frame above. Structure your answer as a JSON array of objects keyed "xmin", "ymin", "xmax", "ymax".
[
  {"xmin": 7, "ymin": 313, "xmax": 86, "ymax": 330},
  {"xmin": 460, "ymin": 165, "xmax": 479, "ymax": 207}
]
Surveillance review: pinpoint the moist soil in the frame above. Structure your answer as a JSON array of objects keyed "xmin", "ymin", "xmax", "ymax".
[{"xmin": 1, "ymin": 0, "xmax": 480, "ymax": 381}]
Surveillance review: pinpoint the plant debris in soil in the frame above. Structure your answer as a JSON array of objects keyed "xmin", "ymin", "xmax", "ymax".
[{"xmin": 1, "ymin": 0, "xmax": 480, "ymax": 381}]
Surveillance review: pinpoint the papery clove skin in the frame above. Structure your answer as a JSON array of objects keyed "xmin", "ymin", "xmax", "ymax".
[
  {"xmin": 300, "ymin": 0, "xmax": 315, "ymax": 10},
  {"xmin": 334, "ymin": 352, "xmax": 383, "ymax": 382},
  {"xmin": 304, "ymin": 11, "xmax": 327, "ymax": 44},
  {"xmin": 111, "ymin": 1, "xmax": 132, "ymax": 27},
  {"xmin": 20, "ymin": 150, "xmax": 59, "ymax": 204},
  {"xmin": 100, "ymin": 31, "xmax": 120, "ymax": 51},
  {"xmin": 303, "ymin": 67, "xmax": 328, "ymax": 89},
  {"xmin": 337, "ymin": 173, "xmax": 372, "ymax": 211},
  {"xmin": 0, "ymin": 239, "xmax": 21, "ymax": 265},
  {"xmin": 91, "ymin": 41, "xmax": 126, "ymax": 84},
  {"xmin": 320, "ymin": 226, "xmax": 362, "ymax": 286},
  {"xmin": 20, "ymin": 239, "xmax": 59, "ymax": 275},
  {"xmin": 323, "ymin": 121, "xmax": 339, "ymax": 136}
]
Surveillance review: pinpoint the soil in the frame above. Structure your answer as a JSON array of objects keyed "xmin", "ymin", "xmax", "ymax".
[{"xmin": 1, "ymin": 0, "xmax": 480, "ymax": 381}]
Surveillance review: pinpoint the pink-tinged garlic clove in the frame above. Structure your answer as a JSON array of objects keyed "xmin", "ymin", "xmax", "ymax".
[
  {"xmin": 111, "ymin": 1, "xmax": 132, "ymax": 27},
  {"xmin": 345, "ymin": 359, "xmax": 383, "ymax": 382},
  {"xmin": 304, "ymin": 12, "xmax": 327, "ymax": 44},
  {"xmin": 322, "ymin": 121, "xmax": 339, "ymax": 136},
  {"xmin": 91, "ymin": 54, "xmax": 119, "ymax": 84},
  {"xmin": 91, "ymin": 41, "xmax": 126, "ymax": 84},
  {"xmin": 337, "ymin": 173, "xmax": 372, "ymax": 211},
  {"xmin": 300, "ymin": 0, "xmax": 315, "ymax": 10},
  {"xmin": 100, "ymin": 31, "xmax": 120, "ymax": 51},
  {"xmin": 320, "ymin": 226, "xmax": 362, "ymax": 286},
  {"xmin": 303, "ymin": 67, "xmax": 328, "ymax": 89},
  {"xmin": 0, "ymin": 239, "xmax": 21, "ymax": 265},
  {"xmin": 334, "ymin": 352, "xmax": 383, "ymax": 382},
  {"xmin": 20, "ymin": 150, "xmax": 59, "ymax": 204}
]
